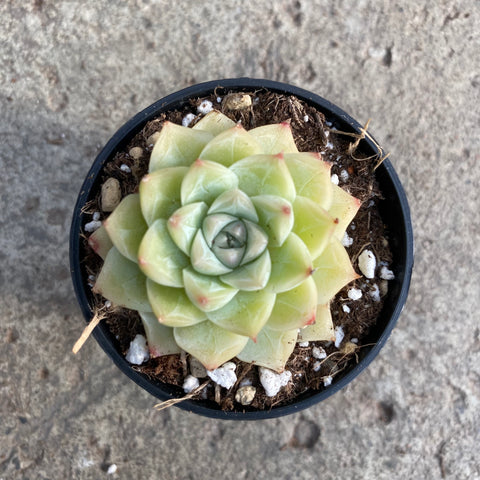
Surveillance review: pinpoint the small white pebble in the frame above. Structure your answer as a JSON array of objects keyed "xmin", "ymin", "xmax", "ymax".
[
  {"xmin": 120, "ymin": 164, "xmax": 131, "ymax": 173},
  {"xmin": 207, "ymin": 362, "xmax": 237, "ymax": 389},
  {"xmin": 92, "ymin": 212, "xmax": 101, "ymax": 221},
  {"xmin": 259, "ymin": 368, "xmax": 292, "ymax": 397},
  {"xmin": 125, "ymin": 334, "xmax": 149, "ymax": 365},
  {"xmin": 369, "ymin": 283, "xmax": 381, "ymax": 302},
  {"xmin": 197, "ymin": 100, "xmax": 213, "ymax": 114},
  {"xmin": 312, "ymin": 346, "xmax": 327, "ymax": 360},
  {"xmin": 303, "ymin": 114, "xmax": 309, "ymax": 122},
  {"xmin": 342, "ymin": 304, "xmax": 351, "ymax": 313},
  {"xmin": 216, "ymin": 96, "xmax": 222, "ymax": 103},
  {"xmin": 84, "ymin": 220, "xmax": 102, "ymax": 232},
  {"xmin": 239, "ymin": 378, "xmax": 252, "ymax": 387},
  {"xmin": 323, "ymin": 376, "xmax": 333, "ymax": 387},
  {"xmin": 88, "ymin": 274, "xmax": 96, "ymax": 282},
  {"xmin": 342, "ymin": 232, "xmax": 354, "ymax": 247},
  {"xmin": 351, "ymin": 338, "xmax": 359, "ymax": 344},
  {"xmin": 334, "ymin": 326, "xmax": 345, "ymax": 348},
  {"xmin": 104, "ymin": 300, "xmax": 112, "ymax": 308},
  {"xmin": 182, "ymin": 113, "xmax": 196, "ymax": 127},
  {"xmin": 298, "ymin": 341, "xmax": 309, "ymax": 347},
  {"xmin": 107, "ymin": 464, "xmax": 117, "ymax": 475},
  {"xmin": 325, "ymin": 141, "xmax": 334, "ymax": 149},
  {"xmin": 183, "ymin": 375, "xmax": 200, "ymax": 393},
  {"xmin": 348, "ymin": 288, "xmax": 363, "ymax": 301},
  {"xmin": 380, "ymin": 266, "xmax": 395, "ymax": 280},
  {"xmin": 313, "ymin": 361, "xmax": 322, "ymax": 372},
  {"xmin": 325, "ymin": 121, "xmax": 333, "ymax": 127},
  {"xmin": 331, "ymin": 173, "xmax": 339, "ymax": 185},
  {"xmin": 340, "ymin": 169, "xmax": 349, "ymax": 182},
  {"xmin": 358, "ymin": 249, "xmax": 377, "ymax": 279}
]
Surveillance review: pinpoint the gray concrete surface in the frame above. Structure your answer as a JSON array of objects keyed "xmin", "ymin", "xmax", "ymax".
[{"xmin": 1, "ymin": 1, "xmax": 479, "ymax": 478}]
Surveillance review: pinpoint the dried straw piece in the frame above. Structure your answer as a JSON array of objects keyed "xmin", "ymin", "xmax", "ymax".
[
  {"xmin": 72, "ymin": 310, "xmax": 107, "ymax": 354},
  {"xmin": 153, "ymin": 380, "xmax": 210, "ymax": 412}
]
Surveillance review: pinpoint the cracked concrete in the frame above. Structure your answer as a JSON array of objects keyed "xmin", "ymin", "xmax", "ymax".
[{"xmin": 1, "ymin": 1, "xmax": 479, "ymax": 479}]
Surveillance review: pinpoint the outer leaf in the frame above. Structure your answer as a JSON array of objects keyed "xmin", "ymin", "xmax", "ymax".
[
  {"xmin": 312, "ymin": 238, "xmax": 360, "ymax": 304},
  {"xmin": 198, "ymin": 125, "xmax": 263, "ymax": 167},
  {"xmin": 146, "ymin": 279, "xmax": 207, "ymax": 327},
  {"xmin": 93, "ymin": 247, "xmax": 151, "ymax": 312},
  {"xmin": 138, "ymin": 311, "xmax": 182, "ymax": 357},
  {"xmin": 190, "ymin": 229, "xmax": 233, "ymax": 275},
  {"xmin": 267, "ymin": 233, "xmax": 313, "ymax": 294},
  {"xmin": 284, "ymin": 152, "xmax": 333, "ymax": 209},
  {"xmin": 206, "ymin": 289, "xmax": 276, "ymax": 339},
  {"xmin": 174, "ymin": 320, "xmax": 248, "ymax": 371},
  {"xmin": 104, "ymin": 194, "xmax": 148, "ymax": 262},
  {"xmin": 329, "ymin": 184, "xmax": 361, "ymax": 240},
  {"xmin": 230, "ymin": 154, "xmax": 296, "ymax": 203},
  {"xmin": 88, "ymin": 224, "xmax": 113, "ymax": 260},
  {"xmin": 236, "ymin": 326, "xmax": 298, "ymax": 372},
  {"xmin": 251, "ymin": 195, "xmax": 294, "ymax": 247},
  {"xmin": 297, "ymin": 304, "xmax": 335, "ymax": 342},
  {"xmin": 192, "ymin": 110, "xmax": 236, "ymax": 136},
  {"xmin": 180, "ymin": 159, "xmax": 238, "ymax": 205},
  {"xmin": 267, "ymin": 276, "xmax": 317, "ymax": 331},
  {"xmin": 183, "ymin": 267, "xmax": 238, "ymax": 312},
  {"xmin": 292, "ymin": 196, "xmax": 336, "ymax": 258},
  {"xmin": 208, "ymin": 189, "xmax": 259, "ymax": 223},
  {"xmin": 248, "ymin": 123, "xmax": 298, "ymax": 154},
  {"xmin": 139, "ymin": 166, "xmax": 187, "ymax": 225},
  {"xmin": 220, "ymin": 250, "xmax": 271, "ymax": 291},
  {"xmin": 138, "ymin": 219, "xmax": 189, "ymax": 287},
  {"xmin": 149, "ymin": 122, "xmax": 213, "ymax": 171}
]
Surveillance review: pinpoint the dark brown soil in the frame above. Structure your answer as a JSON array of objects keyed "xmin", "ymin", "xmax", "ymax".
[{"xmin": 80, "ymin": 89, "xmax": 393, "ymax": 411}]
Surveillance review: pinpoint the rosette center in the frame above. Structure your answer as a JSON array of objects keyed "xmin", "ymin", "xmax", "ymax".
[{"xmin": 212, "ymin": 220, "xmax": 247, "ymax": 268}]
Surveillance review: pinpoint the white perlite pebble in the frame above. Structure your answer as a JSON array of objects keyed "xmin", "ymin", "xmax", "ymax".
[
  {"xmin": 342, "ymin": 304, "xmax": 351, "ymax": 313},
  {"xmin": 323, "ymin": 376, "xmax": 333, "ymax": 387},
  {"xmin": 120, "ymin": 164, "xmax": 131, "ymax": 173},
  {"xmin": 313, "ymin": 361, "xmax": 321, "ymax": 372},
  {"xmin": 298, "ymin": 341, "xmax": 309, "ymax": 347},
  {"xmin": 334, "ymin": 326, "xmax": 345, "ymax": 348},
  {"xmin": 358, "ymin": 249, "xmax": 376, "ymax": 279},
  {"xmin": 107, "ymin": 464, "xmax": 117, "ymax": 475},
  {"xmin": 369, "ymin": 283, "xmax": 381, "ymax": 302},
  {"xmin": 380, "ymin": 266, "xmax": 395, "ymax": 280},
  {"xmin": 342, "ymin": 232, "xmax": 353, "ymax": 247},
  {"xmin": 312, "ymin": 346, "xmax": 327, "ymax": 359},
  {"xmin": 207, "ymin": 362, "xmax": 237, "ymax": 389},
  {"xmin": 183, "ymin": 375, "xmax": 200, "ymax": 393},
  {"xmin": 182, "ymin": 113, "xmax": 195, "ymax": 127},
  {"xmin": 125, "ymin": 334, "xmax": 149, "ymax": 365},
  {"xmin": 92, "ymin": 211, "xmax": 101, "ymax": 221},
  {"xmin": 197, "ymin": 100, "xmax": 213, "ymax": 114},
  {"xmin": 331, "ymin": 173, "xmax": 339, "ymax": 185},
  {"xmin": 348, "ymin": 287, "xmax": 362, "ymax": 300},
  {"xmin": 303, "ymin": 114, "xmax": 309, "ymax": 122},
  {"xmin": 340, "ymin": 169, "xmax": 349, "ymax": 182},
  {"xmin": 84, "ymin": 220, "xmax": 102, "ymax": 232},
  {"xmin": 259, "ymin": 368, "xmax": 292, "ymax": 397}
]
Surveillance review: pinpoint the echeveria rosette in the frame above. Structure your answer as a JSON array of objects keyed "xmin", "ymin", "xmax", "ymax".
[{"xmin": 90, "ymin": 110, "xmax": 360, "ymax": 372}]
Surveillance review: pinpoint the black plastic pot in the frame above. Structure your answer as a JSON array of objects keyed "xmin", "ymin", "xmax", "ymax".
[{"xmin": 70, "ymin": 78, "xmax": 413, "ymax": 420}]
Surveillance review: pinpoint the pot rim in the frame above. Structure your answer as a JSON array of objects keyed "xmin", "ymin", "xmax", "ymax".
[{"xmin": 70, "ymin": 78, "xmax": 414, "ymax": 420}]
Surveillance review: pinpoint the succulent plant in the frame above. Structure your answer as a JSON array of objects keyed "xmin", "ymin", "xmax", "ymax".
[{"xmin": 89, "ymin": 110, "xmax": 360, "ymax": 372}]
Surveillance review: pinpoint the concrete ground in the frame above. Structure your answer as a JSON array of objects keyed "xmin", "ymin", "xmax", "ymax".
[{"xmin": 1, "ymin": 1, "xmax": 479, "ymax": 478}]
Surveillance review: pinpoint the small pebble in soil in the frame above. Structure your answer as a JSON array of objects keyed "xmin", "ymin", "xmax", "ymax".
[
  {"xmin": 303, "ymin": 114, "xmax": 309, "ymax": 122},
  {"xmin": 342, "ymin": 232, "xmax": 353, "ymax": 247},
  {"xmin": 92, "ymin": 211, "xmax": 101, "ymax": 221},
  {"xmin": 125, "ymin": 334, "xmax": 149, "ymax": 365},
  {"xmin": 323, "ymin": 376, "xmax": 333, "ymax": 387},
  {"xmin": 334, "ymin": 325, "xmax": 345, "ymax": 348},
  {"xmin": 235, "ymin": 385, "xmax": 256, "ymax": 405},
  {"xmin": 358, "ymin": 249, "xmax": 377, "ymax": 279},
  {"xmin": 120, "ymin": 164, "xmax": 131, "ymax": 173},
  {"xmin": 379, "ymin": 265, "xmax": 395, "ymax": 280},
  {"xmin": 207, "ymin": 362, "xmax": 237, "ymax": 389},
  {"xmin": 330, "ymin": 173, "xmax": 339, "ymax": 185},
  {"xmin": 351, "ymin": 337, "xmax": 359, "ymax": 344},
  {"xmin": 197, "ymin": 100, "xmax": 214, "ymax": 114},
  {"xmin": 342, "ymin": 304, "xmax": 351, "ymax": 313},
  {"xmin": 340, "ymin": 169, "xmax": 349, "ymax": 182},
  {"xmin": 182, "ymin": 113, "xmax": 196, "ymax": 127},
  {"xmin": 369, "ymin": 283, "xmax": 381, "ymax": 302},
  {"xmin": 312, "ymin": 346, "xmax": 327, "ymax": 359},
  {"xmin": 104, "ymin": 300, "xmax": 112, "ymax": 308},
  {"xmin": 223, "ymin": 93, "xmax": 252, "ymax": 110},
  {"xmin": 259, "ymin": 367, "xmax": 292, "ymax": 397},
  {"xmin": 84, "ymin": 220, "xmax": 102, "ymax": 232},
  {"xmin": 101, "ymin": 177, "xmax": 121, "ymax": 212},
  {"xmin": 298, "ymin": 341, "xmax": 309, "ymax": 347},
  {"xmin": 129, "ymin": 146, "xmax": 143, "ymax": 159},
  {"xmin": 147, "ymin": 131, "xmax": 161, "ymax": 146},
  {"xmin": 348, "ymin": 287, "xmax": 362, "ymax": 300},
  {"xmin": 313, "ymin": 361, "xmax": 321, "ymax": 372},
  {"xmin": 183, "ymin": 375, "xmax": 200, "ymax": 393}
]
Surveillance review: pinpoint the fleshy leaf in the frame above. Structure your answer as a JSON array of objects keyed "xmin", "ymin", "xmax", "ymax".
[
  {"xmin": 202, "ymin": 213, "xmax": 238, "ymax": 247},
  {"xmin": 174, "ymin": 320, "xmax": 248, "ymax": 370},
  {"xmin": 149, "ymin": 122, "xmax": 213, "ymax": 171},
  {"xmin": 248, "ymin": 123, "xmax": 298, "ymax": 154},
  {"xmin": 284, "ymin": 152, "xmax": 333, "ymax": 209},
  {"xmin": 329, "ymin": 184, "xmax": 361, "ymax": 240},
  {"xmin": 93, "ymin": 247, "xmax": 151, "ymax": 312},
  {"xmin": 241, "ymin": 220, "xmax": 269, "ymax": 264},
  {"xmin": 208, "ymin": 189, "xmax": 259, "ymax": 223},
  {"xmin": 139, "ymin": 167, "xmax": 187, "ymax": 225},
  {"xmin": 88, "ymin": 224, "xmax": 113, "ymax": 260},
  {"xmin": 220, "ymin": 250, "xmax": 271, "ymax": 291},
  {"xmin": 292, "ymin": 196, "xmax": 336, "ymax": 258},
  {"xmin": 192, "ymin": 110, "xmax": 236, "ymax": 136},
  {"xmin": 104, "ymin": 194, "xmax": 148, "ymax": 263},
  {"xmin": 251, "ymin": 195, "xmax": 294, "ymax": 247},
  {"xmin": 183, "ymin": 267, "xmax": 238, "ymax": 312},
  {"xmin": 236, "ymin": 326, "xmax": 298, "ymax": 372},
  {"xmin": 198, "ymin": 125, "xmax": 263, "ymax": 167},
  {"xmin": 312, "ymin": 238, "xmax": 360, "ymax": 304},
  {"xmin": 180, "ymin": 159, "xmax": 238, "ymax": 205},
  {"xmin": 207, "ymin": 289, "xmax": 276, "ymax": 339},
  {"xmin": 190, "ymin": 229, "xmax": 233, "ymax": 275},
  {"xmin": 297, "ymin": 304, "xmax": 335, "ymax": 342},
  {"xmin": 138, "ymin": 219, "xmax": 189, "ymax": 287},
  {"xmin": 267, "ymin": 276, "xmax": 318, "ymax": 331},
  {"xmin": 146, "ymin": 279, "xmax": 207, "ymax": 327},
  {"xmin": 138, "ymin": 311, "xmax": 182, "ymax": 357},
  {"xmin": 267, "ymin": 233, "xmax": 313, "ymax": 293},
  {"xmin": 167, "ymin": 202, "xmax": 208, "ymax": 255},
  {"xmin": 230, "ymin": 154, "xmax": 296, "ymax": 203}
]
